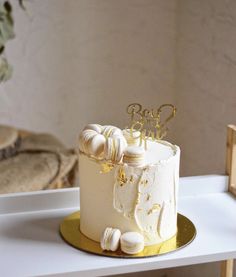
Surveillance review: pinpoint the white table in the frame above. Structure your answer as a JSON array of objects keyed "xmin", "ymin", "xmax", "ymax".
[{"xmin": 0, "ymin": 175, "xmax": 235, "ymax": 277}]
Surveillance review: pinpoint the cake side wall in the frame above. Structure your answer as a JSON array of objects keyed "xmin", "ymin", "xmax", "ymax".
[
  {"xmin": 79, "ymin": 153, "xmax": 139, "ymax": 242},
  {"xmin": 79, "ymin": 147, "xmax": 180, "ymax": 245}
]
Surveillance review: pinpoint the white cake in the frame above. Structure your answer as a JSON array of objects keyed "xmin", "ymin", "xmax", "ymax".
[{"xmin": 78, "ymin": 124, "xmax": 180, "ymax": 246}]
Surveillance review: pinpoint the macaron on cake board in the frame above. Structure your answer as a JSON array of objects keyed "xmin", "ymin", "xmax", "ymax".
[
  {"xmin": 100, "ymin": 227, "xmax": 121, "ymax": 252},
  {"xmin": 120, "ymin": 232, "xmax": 145, "ymax": 254},
  {"xmin": 60, "ymin": 104, "xmax": 196, "ymax": 258}
]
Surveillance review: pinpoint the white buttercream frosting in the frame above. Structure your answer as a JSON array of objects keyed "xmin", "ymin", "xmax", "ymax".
[{"xmin": 79, "ymin": 132, "xmax": 180, "ymax": 246}]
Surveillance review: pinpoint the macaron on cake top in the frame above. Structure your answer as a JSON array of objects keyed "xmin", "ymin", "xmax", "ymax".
[
  {"xmin": 83, "ymin": 124, "xmax": 103, "ymax": 134},
  {"xmin": 78, "ymin": 123, "xmax": 161, "ymax": 169},
  {"xmin": 123, "ymin": 145, "xmax": 146, "ymax": 167},
  {"xmin": 100, "ymin": 227, "xmax": 121, "ymax": 252},
  {"xmin": 102, "ymin": 125, "xmax": 122, "ymax": 138},
  {"xmin": 122, "ymin": 129, "xmax": 141, "ymax": 146},
  {"xmin": 78, "ymin": 124, "xmax": 128, "ymax": 163},
  {"xmin": 79, "ymin": 129, "xmax": 97, "ymax": 155},
  {"xmin": 120, "ymin": 232, "xmax": 145, "ymax": 254},
  {"xmin": 104, "ymin": 136, "xmax": 127, "ymax": 163},
  {"xmin": 88, "ymin": 133, "xmax": 106, "ymax": 157}
]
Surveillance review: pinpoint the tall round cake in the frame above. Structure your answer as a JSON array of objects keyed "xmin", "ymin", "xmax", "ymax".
[{"xmin": 78, "ymin": 124, "xmax": 180, "ymax": 247}]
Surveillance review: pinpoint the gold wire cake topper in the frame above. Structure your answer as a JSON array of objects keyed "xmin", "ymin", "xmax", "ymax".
[{"xmin": 126, "ymin": 103, "xmax": 176, "ymax": 147}]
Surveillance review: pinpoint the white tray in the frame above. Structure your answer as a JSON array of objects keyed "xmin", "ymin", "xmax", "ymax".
[{"xmin": 0, "ymin": 175, "xmax": 235, "ymax": 277}]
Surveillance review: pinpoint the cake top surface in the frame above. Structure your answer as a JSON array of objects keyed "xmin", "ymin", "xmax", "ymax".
[{"xmin": 145, "ymin": 139, "xmax": 177, "ymax": 165}]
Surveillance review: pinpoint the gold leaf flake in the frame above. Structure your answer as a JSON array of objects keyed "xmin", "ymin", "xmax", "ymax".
[
  {"xmin": 141, "ymin": 179, "xmax": 148, "ymax": 186},
  {"xmin": 117, "ymin": 167, "xmax": 128, "ymax": 186},
  {"xmin": 100, "ymin": 163, "xmax": 114, "ymax": 173},
  {"xmin": 146, "ymin": 194, "xmax": 151, "ymax": 201},
  {"xmin": 147, "ymin": 203, "xmax": 161, "ymax": 215},
  {"xmin": 129, "ymin": 175, "xmax": 134, "ymax": 183}
]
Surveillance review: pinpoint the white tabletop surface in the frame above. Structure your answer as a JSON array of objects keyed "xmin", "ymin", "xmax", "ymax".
[{"xmin": 0, "ymin": 175, "xmax": 235, "ymax": 277}]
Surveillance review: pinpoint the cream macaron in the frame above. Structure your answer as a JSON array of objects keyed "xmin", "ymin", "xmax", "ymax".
[
  {"xmin": 123, "ymin": 146, "xmax": 145, "ymax": 167},
  {"xmin": 122, "ymin": 129, "xmax": 141, "ymax": 146},
  {"xmin": 88, "ymin": 134, "xmax": 106, "ymax": 158},
  {"xmin": 81, "ymin": 124, "xmax": 105, "ymax": 158},
  {"xmin": 102, "ymin": 125, "xmax": 123, "ymax": 138},
  {"xmin": 83, "ymin": 123, "xmax": 103, "ymax": 134},
  {"xmin": 79, "ymin": 129, "xmax": 97, "ymax": 154},
  {"xmin": 120, "ymin": 232, "xmax": 144, "ymax": 254},
  {"xmin": 104, "ymin": 136, "xmax": 127, "ymax": 163},
  {"xmin": 100, "ymin": 227, "xmax": 121, "ymax": 251}
]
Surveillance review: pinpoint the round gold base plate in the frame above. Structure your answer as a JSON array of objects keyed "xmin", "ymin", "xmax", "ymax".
[{"xmin": 60, "ymin": 211, "xmax": 196, "ymax": 258}]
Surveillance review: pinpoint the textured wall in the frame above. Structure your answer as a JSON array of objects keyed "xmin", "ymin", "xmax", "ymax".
[
  {"xmin": 173, "ymin": 1, "xmax": 236, "ymax": 276},
  {"xmin": 0, "ymin": 1, "xmax": 235, "ymax": 276},
  {"xmin": 176, "ymin": 0, "xmax": 236, "ymax": 176},
  {"xmin": 0, "ymin": 0, "xmax": 177, "ymax": 147}
]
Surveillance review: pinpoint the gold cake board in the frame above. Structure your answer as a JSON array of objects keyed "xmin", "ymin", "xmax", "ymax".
[{"xmin": 60, "ymin": 211, "xmax": 196, "ymax": 258}]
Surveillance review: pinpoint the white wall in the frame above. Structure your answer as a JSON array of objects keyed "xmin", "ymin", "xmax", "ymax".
[
  {"xmin": 174, "ymin": 1, "xmax": 236, "ymax": 274},
  {"xmin": 176, "ymin": 0, "xmax": 236, "ymax": 176},
  {"xmin": 1, "ymin": 0, "xmax": 234, "ymax": 177},
  {"xmin": 0, "ymin": 0, "xmax": 177, "ymax": 147},
  {"xmin": 0, "ymin": 0, "xmax": 235, "ymax": 276}
]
